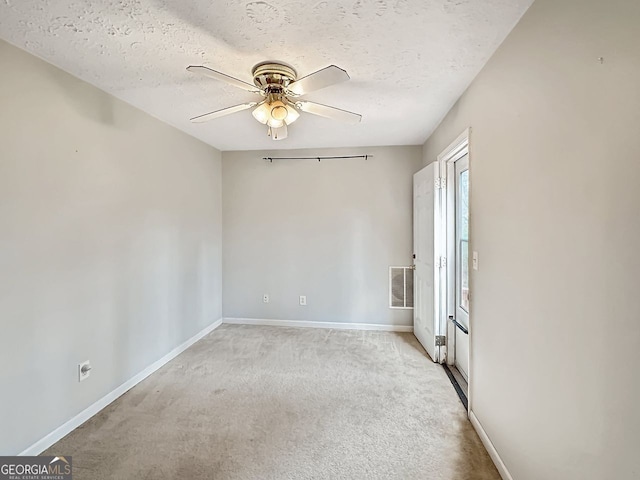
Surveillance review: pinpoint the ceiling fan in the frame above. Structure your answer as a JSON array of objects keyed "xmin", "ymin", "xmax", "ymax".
[{"xmin": 186, "ymin": 62, "xmax": 362, "ymax": 140}]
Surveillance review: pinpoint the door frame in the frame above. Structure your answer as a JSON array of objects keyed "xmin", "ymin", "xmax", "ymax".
[{"xmin": 438, "ymin": 128, "xmax": 472, "ymax": 411}]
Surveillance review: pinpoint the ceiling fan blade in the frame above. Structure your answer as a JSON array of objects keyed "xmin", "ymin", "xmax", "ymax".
[
  {"xmin": 269, "ymin": 123, "xmax": 288, "ymax": 140},
  {"xmin": 187, "ymin": 65, "xmax": 262, "ymax": 93},
  {"xmin": 287, "ymin": 65, "xmax": 350, "ymax": 96},
  {"xmin": 190, "ymin": 102, "xmax": 257, "ymax": 123},
  {"xmin": 296, "ymin": 101, "xmax": 362, "ymax": 125}
]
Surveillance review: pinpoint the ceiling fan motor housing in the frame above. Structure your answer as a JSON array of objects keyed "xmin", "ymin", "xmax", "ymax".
[{"xmin": 251, "ymin": 62, "xmax": 298, "ymax": 91}]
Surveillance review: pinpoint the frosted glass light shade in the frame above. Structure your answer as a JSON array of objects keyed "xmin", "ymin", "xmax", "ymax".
[
  {"xmin": 266, "ymin": 117, "xmax": 285, "ymax": 128},
  {"xmin": 270, "ymin": 124, "xmax": 288, "ymax": 140},
  {"xmin": 284, "ymin": 104, "xmax": 300, "ymax": 124},
  {"xmin": 252, "ymin": 103, "xmax": 270, "ymax": 124}
]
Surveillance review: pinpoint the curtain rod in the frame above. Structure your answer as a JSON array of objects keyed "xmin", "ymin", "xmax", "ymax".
[{"xmin": 263, "ymin": 155, "xmax": 372, "ymax": 162}]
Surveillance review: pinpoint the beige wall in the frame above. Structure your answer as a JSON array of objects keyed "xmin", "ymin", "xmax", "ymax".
[
  {"xmin": 422, "ymin": 0, "xmax": 640, "ymax": 478},
  {"xmin": 0, "ymin": 40, "xmax": 223, "ymax": 455},
  {"xmin": 222, "ymin": 146, "xmax": 422, "ymax": 326}
]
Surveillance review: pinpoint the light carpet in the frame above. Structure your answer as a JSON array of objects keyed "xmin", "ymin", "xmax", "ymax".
[{"xmin": 44, "ymin": 324, "xmax": 500, "ymax": 479}]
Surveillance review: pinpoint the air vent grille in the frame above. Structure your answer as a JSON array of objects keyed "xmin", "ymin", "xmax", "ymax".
[{"xmin": 389, "ymin": 266, "xmax": 414, "ymax": 309}]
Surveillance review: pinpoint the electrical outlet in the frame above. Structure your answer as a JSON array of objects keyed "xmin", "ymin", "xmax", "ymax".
[
  {"xmin": 299, "ymin": 295, "xmax": 307, "ymax": 306},
  {"xmin": 78, "ymin": 360, "xmax": 91, "ymax": 382},
  {"xmin": 263, "ymin": 294, "xmax": 269, "ymax": 303}
]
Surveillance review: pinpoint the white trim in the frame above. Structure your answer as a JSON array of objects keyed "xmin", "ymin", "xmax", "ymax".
[
  {"xmin": 438, "ymin": 128, "xmax": 472, "ymax": 411},
  {"xmin": 469, "ymin": 410, "xmax": 513, "ymax": 480},
  {"xmin": 19, "ymin": 318, "xmax": 223, "ymax": 456},
  {"xmin": 223, "ymin": 317, "xmax": 413, "ymax": 332},
  {"xmin": 437, "ymin": 128, "xmax": 470, "ymax": 163}
]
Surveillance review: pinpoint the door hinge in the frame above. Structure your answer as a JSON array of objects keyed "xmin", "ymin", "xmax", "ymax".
[
  {"xmin": 438, "ymin": 256, "xmax": 447, "ymax": 268},
  {"xmin": 436, "ymin": 335, "xmax": 446, "ymax": 347},
  {"xmin": 435, "ymin": 177, "xmax": 446, "ymax": 189}
]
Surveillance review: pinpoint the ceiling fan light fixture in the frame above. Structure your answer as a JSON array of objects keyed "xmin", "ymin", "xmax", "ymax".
[
  {"xmin": 251, "ymin": 103, "xmax": 270, "ymax": 124},
  {"xmin": 270, "ymin": 100, "xmax": 288, "ymax": 121},
  {"xmin": 266, "ymin": 117, "xmax": 285, "ymax": 128},
  {"xmin": 283, "ymin": 103, "xmax": 300, "ymax": 124}
]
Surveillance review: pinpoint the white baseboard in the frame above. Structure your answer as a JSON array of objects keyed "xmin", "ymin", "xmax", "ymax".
[
  {"xmin": 223, "ymin": 317, "xmax": 413, "ymax": 332},
  {"xmin": 19, "ymin": 318, "xmax": 223, "ymax": 456},
  {"xmin": 469, "ymin": 410, "xmax": 513, "ymax": 480}
]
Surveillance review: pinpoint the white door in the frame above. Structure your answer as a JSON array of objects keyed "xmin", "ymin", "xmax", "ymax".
[
  {"xmin": 453, "ymin": 154, "xmax": 470, "ymax": 380},
  {"xmin": 413, "ymin": 163, "xmax": 442, "ymax": 362}
]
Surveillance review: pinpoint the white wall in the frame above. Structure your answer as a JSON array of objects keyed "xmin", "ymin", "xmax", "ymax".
[
  {"xmin": 422, "ymin": 0, "xmax": 640, "ymax": 478},
  {"xmin": 222, "ymin": 146, "xmax": 422, "ymax": 326},
  {"xmin": 0, "ymin": 40, "xmax": 223, "ymax": 455}
]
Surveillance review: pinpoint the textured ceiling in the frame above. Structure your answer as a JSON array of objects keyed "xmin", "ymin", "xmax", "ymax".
[{"xmin": 0, "ymin": 0, "xmax": 532, "ymax": 151}]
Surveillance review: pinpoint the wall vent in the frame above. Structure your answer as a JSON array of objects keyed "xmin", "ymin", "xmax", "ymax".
[{"xmin": 389, "ymin": 266, "xmax": 414, "ymax": 309}]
